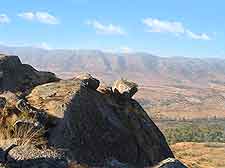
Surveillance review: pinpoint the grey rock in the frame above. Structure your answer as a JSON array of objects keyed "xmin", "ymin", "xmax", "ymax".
[
  {"xmin": 16, "ymin": 99, "xmax": 32, "ymax": 113},
  {"xmin": 0, "ymin": 148, "xmax": 5, "ymax": 163},
  {"xmin": 27, "ymin": 78, "xmax": 174, "ymax": 167},
  {"xmin": 104, "ymin": 158, "xmax": 134, "ymax": 168},
  {"xmin": 154, "ymin": 158, "xmax": 187, "ymax": 168},
  {"xmin": 0, "ymin": 97, "xmax": 6, "ymax": 109},
  {"xmin": 0, "ymin": 54, "xmax": 59, "ymax": 93},
  {"xmin": 1, "ymin": 145, "xmax": 68, "ymax": 168},
  {"xmin": 75, "ymin": 73, "xmax": 100, "ymax": 90}
]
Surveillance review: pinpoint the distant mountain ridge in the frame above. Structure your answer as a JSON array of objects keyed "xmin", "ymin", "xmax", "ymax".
[
  {"xmin": 1, "ymin": 44, "xmax": 225, "ymax": 86},
  {"xmin": 1, "ymin": 45, "xmax": 225, "ymax": 120}
]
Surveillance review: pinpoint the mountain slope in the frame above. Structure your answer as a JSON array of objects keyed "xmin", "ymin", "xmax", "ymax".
[{"xmin": 1, "ymin": 45, "xmax": 225, "ymax": 86}]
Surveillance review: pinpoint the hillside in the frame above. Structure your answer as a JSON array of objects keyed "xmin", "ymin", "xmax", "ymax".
[{"xmin": 1, "ymin": 45, "xmax": 225, "ymax": 119}]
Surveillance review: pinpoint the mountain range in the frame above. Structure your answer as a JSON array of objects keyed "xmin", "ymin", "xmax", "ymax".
[
  {"xmin": 1, "ymin": 45, "xmax": 225, "ymax": 85},
  {"xmin": 1, "ymin": 45, "xmax": 225, "ymax": 119}
]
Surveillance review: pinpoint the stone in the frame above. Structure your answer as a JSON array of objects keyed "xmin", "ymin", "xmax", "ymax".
[
  {"xmin": 0, "ymin": 54, "xmax": 59, "ymax": 93},
  {"xmin": 0, "ymin": 148, "xmax": 4, "ymax": 163},
  {"xmin": 27, "ymin": 80, "xmax": 81, "ymax": 119},
  {"xmin": 112, "ymin": 79, "xmax": 138, "ymax": 98},
  {"xmin": 104, "ymin": 158, "xmax": 134, "ymax": 168},
  {"xmin": 0, "ymin": 55, "xmax": 185, "ymax": 167},
  {"xmin": 97, "ymin": 83, "xmax": 112, "ymax": 95},
  {"xmin": 75, "ymin": 73, "xmax": 100, "ymax": 90},
  {"xmin": 153, "ymin": 158, "xmax": 187, "ymax": 168},
  {"xmin": 0, "ymin": 92, "xmax": 19, "ymax": 110},
  {"xmin": 27, "ymin": 78, "xmax": 174, "ymax": 167},
  {"xmin": 4, "ymin": 145, "xmax": 68, "ymax": 168},
  {"xmin": 16, "ymin": 99, "xmax": 32, "ymax": 114},
  {"xmin": 0, "ymin": 97, "xmax": 6, "ymax": 109}
]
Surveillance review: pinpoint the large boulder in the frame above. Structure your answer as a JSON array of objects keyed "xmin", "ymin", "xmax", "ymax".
[
  {"xmin": 0, "ymin": 54, "xmax": 59, "ymax": 93},
  {"xmin": 75, "ymin": 73, "xmax": 100, "ymax": 90},
  {"xmin": 112, "ymin": 79, "xmax": 138, "ymax": 98},
  {"xmin": 97, "ymin": 82, "xmax": 112, "ymax": 95},
  {"xmin": 27, "ymin": 78, "xmax": 174, "ymax": 167},
  {"xmin": 26, "ymin": 80, "xmax": 82, "ymax": 119}
]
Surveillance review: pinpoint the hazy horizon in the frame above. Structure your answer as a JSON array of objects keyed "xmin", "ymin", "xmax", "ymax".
[{"xmin": 1, "ymin": 43, "xmax": 225, "ymax": 60}]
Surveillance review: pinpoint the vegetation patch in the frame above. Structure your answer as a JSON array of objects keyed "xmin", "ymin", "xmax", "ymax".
[{"xmin": 162, "ymin": 121, "xmax": 225, "ymax": 144}]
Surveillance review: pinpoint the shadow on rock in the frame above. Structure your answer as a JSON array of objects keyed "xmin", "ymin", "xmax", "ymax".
[
  {"xmin": 2, "ymin": 158, "xmax": 67, "ymax": 168},
  {"xmin": 48, "ymin": 81, "xmax": 174, "ymax": 167}
]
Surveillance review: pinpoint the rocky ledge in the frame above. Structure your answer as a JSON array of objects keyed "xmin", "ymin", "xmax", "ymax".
[
  {"xmin": 0, "ymin": 54, "xmax": 59, "ymax": 93},
  {"xmin": 0, "ymin": 54, "xmax": 187, "ymax": 168}
]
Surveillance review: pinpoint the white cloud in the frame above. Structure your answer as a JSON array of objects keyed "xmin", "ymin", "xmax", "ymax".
[
  {"xmin": 86, "ymin": 20, "xmax": 125, "ymax": 35},
  {"xmin": 0, "ymin": 14, "xmax": 10, "ymax": 24},
  {"xmin": 186, "ymin": 30, "xmax": 211, "ymax": 40},
  {"xmin": 36, "ymin": 12, "xmax": 59, "ymax": 24},
  {"xmin": 18, "ymin": 12, "xmax": 35, "ymax": 20},
  {"xmin": 142, "ymin": 18, "xmax": 211, "ymax": 40},
  {"xmin": 142, "ymin": 18, "xmax": 185, "ymax": 34},
  {"xmin": 18, "ymin": 12, "xmax": 59, "ymax": 24}
]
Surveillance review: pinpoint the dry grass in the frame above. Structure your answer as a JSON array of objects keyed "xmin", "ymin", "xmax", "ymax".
[
  {"xmin": 0, "ymin": 124, "xmax": 47, "ymax": 147},
  {"xmin": 0, "ymin": 98, "xmax": 46, "ymax": 147},
  {"xmin": 0, "ymin": 127, "xmax": 11, "ymax": 141},
  {"xmin": 13, "ymin": 125, "xmax": 47, "ymax": 146},
  {"xmin": 171, "ymin": 142, "xmax": 225, "ymax": 168}
]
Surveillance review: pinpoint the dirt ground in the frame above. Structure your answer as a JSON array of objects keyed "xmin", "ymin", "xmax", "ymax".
[{"xmin": 171, "ymin": 142, "xmax": 225, "ymax": 168}]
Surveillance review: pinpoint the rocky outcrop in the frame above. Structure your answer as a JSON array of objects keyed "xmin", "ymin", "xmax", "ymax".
[
  {"xmin": 75, "ymin": 73, "xmax": 100, "ymax": 90},
  {"xmin": 0, "ymin": 54, "xmax": 59, "ymax": 93},
  {"xmin": 27, "ymin": 80, "xmax": 82, "ymax": 119},
  {"xmin": 97, "ymin": 82, "xmax": 112, "ymax": 95},
  {"xmin": 112, "ymin": 79, "xmax": 138, "ymax": 98},
  {"xmin": 0, "ymin": 145, "xmax": 67, "ymax": 168},
  {"xmin": 27, "ymin": 78, "xmax": 174, "ymax": 167},
  {"xmin": 0, "ymin": 55, "xmax": 186, "ymax": 167}
]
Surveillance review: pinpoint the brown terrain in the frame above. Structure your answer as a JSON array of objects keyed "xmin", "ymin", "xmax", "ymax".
[
  {"xmin": 171, "ymin": 142, "xmax": 225, "ymax": 168},
  {"xmin": 136, "ymin": 83, "xmax": 225, "ymax": 119}
]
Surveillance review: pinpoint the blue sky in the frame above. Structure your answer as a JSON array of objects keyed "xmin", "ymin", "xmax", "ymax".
[{"xmin": 0, "ymin": 0, "xmax": 224, "ymax": 57}]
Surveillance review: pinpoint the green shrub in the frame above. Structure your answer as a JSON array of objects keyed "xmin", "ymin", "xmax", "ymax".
[{"xmin": 163, "ymin": 123, "xmax": 225, "ymax": 144}]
